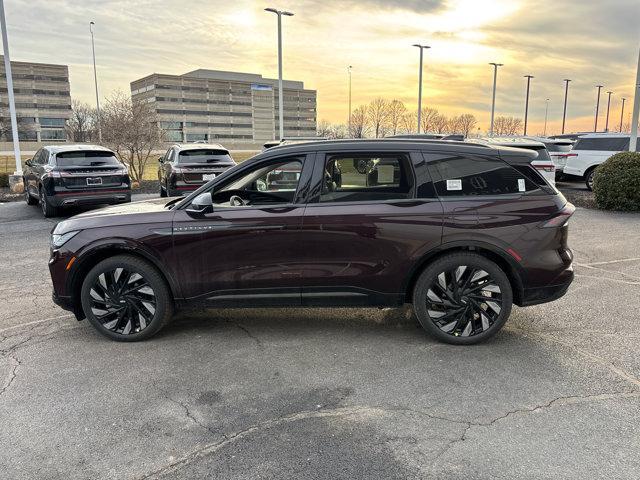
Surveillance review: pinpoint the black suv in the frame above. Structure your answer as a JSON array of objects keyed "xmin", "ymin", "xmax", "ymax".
[
  {"xmin": 158, "ymin": 143, "xmax": 236, "ymax": 197},
  {"xmin": 50, "ymin": 139, "xmax": 574, "ymax": 344},
  {"xmin": 24, "ymin": 145, "xmax": 131, "ymax": 217}
]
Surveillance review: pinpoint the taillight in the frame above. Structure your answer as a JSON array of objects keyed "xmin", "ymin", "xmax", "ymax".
[
  {"xmin": 540, "ymin": 203, "xmax": 575, "ymax": 228},
  {"xmin": 534, "ymin": 163, "xmax": 556, "ymax": 173}
]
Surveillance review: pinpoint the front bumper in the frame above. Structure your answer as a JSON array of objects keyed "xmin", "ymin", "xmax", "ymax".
[{"xmin": 52, "ymin": 291, "xmax": 84, "ymax": 320}]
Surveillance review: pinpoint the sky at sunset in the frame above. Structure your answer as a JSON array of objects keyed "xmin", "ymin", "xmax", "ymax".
[{"xmin": 4, "ymin": 0, "xmax": 639, "ymax": 135}]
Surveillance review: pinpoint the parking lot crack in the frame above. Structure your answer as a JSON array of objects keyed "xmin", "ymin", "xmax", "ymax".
[
  {"xmin": 224, "ymin": 321, "xmax": 263, "ymax": 350},
  {"xmin": 0, "ymin": 352, "xmax": 21, "ymax": 397},
  {"xmin": 167, "ymin": 397, "xmax": 227, "ymax": 440}
]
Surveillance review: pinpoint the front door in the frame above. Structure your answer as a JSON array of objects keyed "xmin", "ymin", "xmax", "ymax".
[{"xmin": 172, "ymin": 153, "xmax": 314, "ymax": 306}]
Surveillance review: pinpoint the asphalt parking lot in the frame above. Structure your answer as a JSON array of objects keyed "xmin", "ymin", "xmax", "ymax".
[{"xmin": 1, "ymin": 193, "xmax": 640, "ymax": 479}]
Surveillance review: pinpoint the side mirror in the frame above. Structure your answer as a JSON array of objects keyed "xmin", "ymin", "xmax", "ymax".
[
  {"xmin": 186, "ymin": 192, "xmax": 214, "ymax": 216},
  {"xmin": 158, "ymin": 156, "xmax": 164, "ymax": 163}
]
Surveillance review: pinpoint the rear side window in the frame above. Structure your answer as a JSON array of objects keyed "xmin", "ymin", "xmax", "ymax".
[
  {"xmin": 178, "ymin": 149, "xmax": 231, "ymax": 164},
  {"xmin": 55, "ymin": 151, "xmax": 120, "ymax": 167},
  {"xmin": 573, "ymin": 137, "xmax": 629, "ymax": 151},
  {"xmin": 320, "ymin": 153, "xmax": 413, "ymax": 203},
  {"xmin": 545, "ymin": 142, "xmax": 572, "ymax": 153},
  {"xmin": 428, "ymin": 155, "xmax": 539, "ymax": 196},
  {"xmin": 520, "ymin": 146, "xmax": 551, "ymax": 162}
]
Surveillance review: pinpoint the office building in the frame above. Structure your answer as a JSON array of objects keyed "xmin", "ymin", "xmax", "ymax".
[
  {"xmin": 130, "ymin": 69, "xmax": 317, "ymax": 148},
  {"xmin": 0, "ymin": 56, "xmax": 71, "ymax": 142}
]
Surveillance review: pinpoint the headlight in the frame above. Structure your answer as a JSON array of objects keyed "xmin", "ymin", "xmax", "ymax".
[{"xmin": 51, "ymin": 230, "xmax": 80, "ymax": 248}]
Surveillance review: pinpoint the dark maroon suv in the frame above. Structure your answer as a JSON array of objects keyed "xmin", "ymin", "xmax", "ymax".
[{"xmin": 49, "ymin": 139, "xmax": 574, "ymax": 344}]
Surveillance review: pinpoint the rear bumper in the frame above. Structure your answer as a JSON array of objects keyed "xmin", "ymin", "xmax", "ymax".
[
  {"xmin": 521, "ymin": 268, "xmax": 574, "ymax": 306},
  {"xmin": 48, "ymin": 189, "xmax": 131, "ymax": 207}
]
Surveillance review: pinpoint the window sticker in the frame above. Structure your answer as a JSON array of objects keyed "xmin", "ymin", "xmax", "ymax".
[
  {"xmin": 446, "ymin": 179, "xmax": 462, "ymax": 191},
  {"xmin": 377, "ymin": 165, "xmax": 394, "ymax": 183},
  {"xmin": 518, "ymin": 178, "xmax": 526, "ymax": 192}
]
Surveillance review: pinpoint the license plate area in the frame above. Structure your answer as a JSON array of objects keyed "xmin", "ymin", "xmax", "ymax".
[
  {"xmin": 86, "ymin": 177, "xmax": 103, "ymax": 186},
  {"xmin": 203, "ymin": 173, "xmax": 216, "ymax": 181}
]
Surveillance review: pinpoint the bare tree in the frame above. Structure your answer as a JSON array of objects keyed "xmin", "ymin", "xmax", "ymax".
[
  {"xmin": 387, "ymin": 99, "xmax": 407, "ymax": 136},
  {"xmin": 367, "ymin": 98, "xmax": 391, "ymax": 138},
  {"xmin": 101, "ymin": 90, "xmax": 165, "ymax": 183},
  {"xmin": 449, "ymin": 113, "xmax": 477, "ymax": 136},
  {"xmin": 493, "ymin": 116, "xmax": 523, "ymax": 136},
  {"xmin": 432, "ymin": 113, "xmax": 450, "ymax": 134},
  {"xmin": 420, "ymin": 107, "xmax": 440, "ymax": 133},
  {"xmin": 316, "ymin": 119, "xmax": 333, "ymax": 138},
  {"xmin": 349, "ymin": 105, "xmax": 369, "ymax": 138},
  {"xmin": 317, "ymin": 120, "xmax": 347, "ymax": 139},
  {"xmin": 66, "ymin": 100, "xmax": 97, "ymax": 143},
  {"xmin": 400, "ymin": 111, "xmax": 415, "ymax": 134}
]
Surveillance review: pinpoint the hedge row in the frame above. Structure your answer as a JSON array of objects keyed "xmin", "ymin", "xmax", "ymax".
[{"xmin": 593, "ymin": 152, "xmax": 640, "ymax": 211}]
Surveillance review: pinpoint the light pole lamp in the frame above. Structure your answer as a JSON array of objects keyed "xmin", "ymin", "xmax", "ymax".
[
  {"xmin": 605, "ymin": 91, "xmax": 613, "ymax": 132},
  {"xmin": 489, "ymin": 62, "xmax": 503, "ymax": 136},
  {"xmin": 562, "ymin": 79, "xmax": 571, "ymax": 134},
  {"xmin": 89, "ymin": 21, "xmax": 102, "ymax": 143},
  {"xmin": 265, "ymin": 8, "xmax": 294, "ymax": 141},
  {"xmin": 413, "ymin": 44, "xmax": 430, "ymax": 133},
  {"xmin": 620, "ymin": 97, "xmax": 626, "ymax": 132},
  {"xmin": 594, "ymin": 85, "xmax": 603, "ymax": 132},
  {"xmin": 523, "ymin": 75, "xmax": 534, "ymax": 135},
  {"xmin": 347, "ymin": 65, "xmax": 352, "ymax": 136}
]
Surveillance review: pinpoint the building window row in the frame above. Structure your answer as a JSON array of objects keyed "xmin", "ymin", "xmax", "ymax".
[
  {"xmin": 0, "ymin": 87, "xmax": 70, "ymax": 96},
  {"xmin": 0, "ymin": 102, "xmax": 71, "ymax": 110},
  {"xmin": 155, "ymin": 84, "xmax": 252, "ymax": 96},
  {"xmin": 9, "ymin": 74, "xmax": 68, "ymax": 82},
  {"xmin": 155, "ymin": 96, "xmax": 252, "ymax": 107},
  {"xmin": 157, "ymin": 108, "xmax": 252, "ymax": 117}
]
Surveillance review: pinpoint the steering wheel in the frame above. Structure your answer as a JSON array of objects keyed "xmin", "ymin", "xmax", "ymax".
[{"xmin": 229, "ymin": 195, "xmax": 247, "ymax": 207}]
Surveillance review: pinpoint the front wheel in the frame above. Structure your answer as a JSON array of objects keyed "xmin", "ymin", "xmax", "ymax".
[
  {"xmin": 159, "ymin": 180, "xmax": 167, "ymax": 197},
  {"xmin": 39, "ymin": 188, "xmax": 59, "ymax": 218},
  {"xmin": 25, "ymin": 183, "xmax": 37, "ymax": 205},
  {"xmin": 80, "ymin": 255, "xmax": 173, "ymax": 341},
  {"xmin": 413, "ymin": 252, "xmax": 513, "ymax": 345},
  {"xmin": 585, "ymin": 168, "xmax": 596, "ymax": 191}
]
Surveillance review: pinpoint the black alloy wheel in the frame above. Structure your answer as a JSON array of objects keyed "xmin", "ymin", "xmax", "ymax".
[
  {"xmin": 81, "ymin": 255, "xmax": 173, "ymax": 341},
  {"xmin": 413, "ymin": 253, "xmax": 512, "ymax": 345}
]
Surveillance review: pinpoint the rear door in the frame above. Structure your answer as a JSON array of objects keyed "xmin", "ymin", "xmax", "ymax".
[{"xmin": 298, "ymin": 150, "xmax": 443, "ymax": 306}]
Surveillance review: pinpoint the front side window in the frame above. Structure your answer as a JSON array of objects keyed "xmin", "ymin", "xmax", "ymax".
[
  {"xmin": 429, "ymin": 155, "xmax": 538, "ymax": 196},
  {"xmin": 319, "ymin": 153, "xmax": 413, "ymax": 203},
  {"xmin": 210, "ymin": 157, "xmax": 304, "ymax": 207}
]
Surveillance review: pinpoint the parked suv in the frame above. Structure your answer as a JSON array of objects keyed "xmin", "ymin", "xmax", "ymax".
[
  {"xmin": 563, "ymin": 133, "xmax": 639, "ymax": 190},
  {"xmin": 23, "ymin": 145, "xmax": 131, "ymax": 217},
  {"xmin": 158, "ymin": 143, "xmax": 236, "ymax": 197},
  {"xmin": 50, "ymin": 139, "xmax": 574, "ymax": 344}
]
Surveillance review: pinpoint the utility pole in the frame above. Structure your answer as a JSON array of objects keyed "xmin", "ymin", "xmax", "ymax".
[
  {"xmin": 0, "ymin": 0, "xmax": 22, "ymax": 191},
  {"xmin": 89, "ymin": 22, "xmax": 102, "ymax": 142},
  {"xmin": 630, "ymin": 46, "xmax": 639, "ymax": 152},
  {"xmin": 543, "ymin": 98, "xmax": 549, "ymax": 136},
  {"xmin": 347, "ymin": 65, "xmax": 352, "ymax": 137},
  {"xmin": 604, "ymin": 91, "xmax": 613, "ymax": 132},
  {"xmin": 413, "ymin": 44, "xmax": 430, "ymax": 133},
  {"xmin": 523, "ymin": 75, "xmax": 534, "ymax": 135},
  {"xmin": 594, "ymin": 85, "xmax": 603, "ymax": 132},
  {"xmin": 265, "ymin": 8, "xmax": 294, "ymax": 141},
  {"xmin": 489, "ymin": 62, "xmax": 503, "ymax": 136},
  {"xmin": 562, "ymin": 79, "xmax": 571, "ymax": 134},
  {"xmin": 620, "ymin": 97, "xmax": 626, "ymax": 132}
]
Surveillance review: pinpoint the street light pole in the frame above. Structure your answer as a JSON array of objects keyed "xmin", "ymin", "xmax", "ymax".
[
  {"xmin": 604, "ymin": 91, "xmax": 613, "ymax": 132},
  {"xmin": 630, "ymin": 46, "xmax": 640, "ymax": 152},
  {"xmin": 620, "ymin": 97, "xmax": 626, "ymax": 132},
  {"xmin": 0, "ymin": 0, "xmax": 22, "ymax": 179},
  {"xmin": 543, "ymin": 98, "xmax": 549, "ymax": 136},
  {"xmin": 594, "ymin": 85, "xmax": 603, "ymax": 132},
  {"xmin": 523, "ymin": 74, "xmax": 534, "ymax": 135},
  {"xmin": 413, "ymin": 44, "xmax": 430, "ymax": 133},
  {"xmin": 265, "ymin": 8, "xmax": 294, "ymax": 141},
  {"xmin": 489, "ymin": 62, "xmax": 503, "ymax": 136},
  {"xmin": 347, "ymin": 65, "xmax": 352, "ymax": 137},
  {"xmin": 562, "ymin": 79, "xmax": 571, "ymax": 134},
  {"xmin": 89, "ymin": 21, "xmax": 102, "ymax": 143}
]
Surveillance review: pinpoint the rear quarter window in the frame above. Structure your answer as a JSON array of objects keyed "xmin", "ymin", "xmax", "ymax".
[{"xmin": 573, "ymin": 138, "xmax": 630, "ymax": 151}]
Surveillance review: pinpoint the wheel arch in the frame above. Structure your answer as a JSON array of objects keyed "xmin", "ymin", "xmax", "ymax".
[{"xmin": 403, "ymin": 242, "xmax": 525, "ymax": 306}]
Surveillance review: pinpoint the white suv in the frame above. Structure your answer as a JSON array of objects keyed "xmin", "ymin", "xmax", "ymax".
[{"xmin": 563, "ymin": 133, "xmax": 638, "ymax": 190}]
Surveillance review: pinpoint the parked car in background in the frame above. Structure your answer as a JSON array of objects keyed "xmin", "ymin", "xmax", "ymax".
[
  {"xmin": 524, "ymin": 136, "xmax": 575, "ymax": 179},
  {"xmin": 50, "ymin": 139, "xmax": 574, "ymax": 345},
  {"xmin": 158, "ymin": 143, "xmax": 236, "ymax": 197},
  {"xmin": 469, "ymin": 137, "xmax": 556, "ymax": 186},
  {"xmin": 23, "ymin": 145, "xmax": 130, "ymax": 218},
  {"xmin": 563, "ymin": 133, "xmax": 639, "ymax": 190}
]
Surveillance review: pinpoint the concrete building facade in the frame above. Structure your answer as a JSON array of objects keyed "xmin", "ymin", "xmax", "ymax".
[
  {"xmin": 0, "ymin": 57, "xmax": 71, "ymax": 142},
  {"xmin": 130, "ymin": 69, "xmax": 317, "ymax": 148}
]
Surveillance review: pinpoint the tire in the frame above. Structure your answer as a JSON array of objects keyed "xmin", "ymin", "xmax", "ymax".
[
  {"xmin": 159, "ymin": 181, "xmax": 167, "ymax": 197},
  {"xmin": 80, "ymin": 255, "xmax": 173, "ymax": 342},
  {"xmin": 413, "ymin": 252, "xmax": 513, "ymax": 345},
  {"xmin": 585, "ymin": 168, "xmax": 596, "ymax": 191},
  {"xmin": 39, "ymin": 188, "xmax": 59, "ymax": 218},
  {"xmin": 24, "ymin": 183, "xmax": 37, "ymax": 205}
]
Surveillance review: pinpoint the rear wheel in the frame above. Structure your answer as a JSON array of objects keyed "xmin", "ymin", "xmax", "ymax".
[
  {"xmin": 80, "ymin": 255, "xmax": 173, "ymax": 341},
  {"xmin": 413, "ymin": 253, "xmax": 513, "ymax": 345},
  {"xmin": 39, "ymin": 188, "xmax": 59, "ymax": 218},
  {"xmin": 24, "ymin": 183, "xmax": 37, "ymax": 205},
  {"xmin": 585, "ymin": 168, "xmax": 596, "ymax": 191},
  {"xmin": 159, "ymin": 180, "xmax": 167, "ymax": 197}
]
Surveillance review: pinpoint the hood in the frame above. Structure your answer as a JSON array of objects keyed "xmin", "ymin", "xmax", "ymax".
[{"xmin": 53, "ymin": 197, "xmax": 176, "ymax": 234}]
